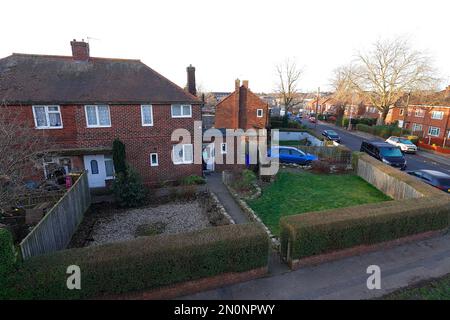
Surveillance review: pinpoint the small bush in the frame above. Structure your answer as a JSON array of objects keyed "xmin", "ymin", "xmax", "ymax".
[
  {"xmin": 5, "ymin": 223, "xmax": 269, "ymax": 299},
  {"xmin": 0, "ymin": 228, "xmax": 16, "ymax": 298},
  {"xmin": 112, "ymin": 166, "xmax": 147, "ymax": 208},
  {"xmin": 280, "ymin": 196, "xmax": 450, "ymax": 261},
  {"xmin": 112, "ymin": 139, "xmax": 127, "ymax": 175},
  {"xmin": 311, "ymin": 160, "xmax": 331, "ymax": 174},
  {"xmin": 232, "ymin": 169, "xmax": 257, "ymax": 192},
  {"xmin": 180, "ymin": 175, "xmax": 205, "ymax": 185}
]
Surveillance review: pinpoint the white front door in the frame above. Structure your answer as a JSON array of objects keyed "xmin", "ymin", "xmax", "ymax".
[
  {"xmin": 203, "ymin": 145, "xmax": 215, "ymax": 171},
  {"xmin": 83, "ymin": 155, "xmax": 107, "ymax": 188}
]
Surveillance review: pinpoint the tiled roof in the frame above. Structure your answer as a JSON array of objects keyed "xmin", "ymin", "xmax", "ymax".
[{"xmin": 0, "ymin": 53, "xmax": 200, "ymax": 104}]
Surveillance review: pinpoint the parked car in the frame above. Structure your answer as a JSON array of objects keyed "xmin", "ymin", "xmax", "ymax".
[
  {"xmin": 309, "ymin": 116, "xmax": 317, "ymax": 123},
  {"xmin": 322, "ymin": 130, "xmax": 341, "ymax": 143},
  {"xmin": 385, "ymin": 136, "xmax": 417, "ymax": 153},
  {"xmin": 407, "ymin": 170, "xmax": 450, "ymax": 193},
  {"xmin": 268, "ymin": 146, "xmax": 318, "ymax": 165},
  {"xmin": 360, "ymin": 141, "xmax": 407, "ymax": 170}
]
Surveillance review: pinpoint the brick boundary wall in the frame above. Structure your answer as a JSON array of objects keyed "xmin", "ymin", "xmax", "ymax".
[
  {"xmin": 288, "ymin": 229, "xmax": 446, "ymax": 270},
  {"xmin": 99, "ymin": 266, "xmax": 268, "ymax": 300}
]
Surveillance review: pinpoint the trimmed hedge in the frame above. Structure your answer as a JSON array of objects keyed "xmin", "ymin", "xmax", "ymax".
[
  {"xmin": 4, "ymin": 223, "xmax": 269, "ymax": 299},
  {"xmin": 280, "ymin": 195, "xmax": 450, "ymax": 261},
  {"xmin": 0, "ymin": 228, "xmax": 15, "ymax": 276},
  {"xmin": 356, "ymin": 123, "xmax": 411, "ymax": 139}
]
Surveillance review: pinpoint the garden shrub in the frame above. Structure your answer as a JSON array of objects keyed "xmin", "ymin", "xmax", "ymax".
[
  {"xmin": 231, "ymin": 169, "xmax": 257, "ymax": 192},
  {"xmin": 280, "ymin": 195, "xmax": 450, "ymax": 261},
  {"xmin": 311, "ymin": 160, "xmax": 331, "ymax": 174},
  {"xmin": 5, "ymin": 223, "xmax": 269, "ymax": 299},
  {"xmin": 0, "ymin": 228, "xmax": 16, "ymax": 298},
  {"xmin": 112, "ymin": 166, "xmax": 147, "ymax": 208},
  {"xmin": 112, "ymin": 139, "xmax": 127, "ymax": 175},
  {"xmin": 180, "ymin": 175, "xmax": 206, "ymax": 185}
]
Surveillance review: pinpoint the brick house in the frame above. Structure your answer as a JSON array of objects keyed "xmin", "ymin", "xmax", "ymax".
[
  {"xmin": 203, "ymin": 80, "xmax": 269, "ymax": 172},
  {"xmin": 385, "ymin": 87, "xmax": 450, "ymax": 145},
  {"xmin": 0, "ymin": 40, "xmax": 202, "ymax": 188},
  {"xmin": 215, "ymin": 80, "xmax": 269, "ymax": 130}
]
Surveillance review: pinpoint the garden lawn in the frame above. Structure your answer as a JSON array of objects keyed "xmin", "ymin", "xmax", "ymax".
[
  {"xmin": 247, "ymin": 170, "xmax": 391, "ymax": 236},
  {"xmin": 383, "ymin": 274, "xmax": 450, "ymax": 300}
]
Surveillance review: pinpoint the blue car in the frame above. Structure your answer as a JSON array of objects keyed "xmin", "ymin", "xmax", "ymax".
[{"xmin": 268, "ymin": 146, "xmax": 318, "ymax": 165}]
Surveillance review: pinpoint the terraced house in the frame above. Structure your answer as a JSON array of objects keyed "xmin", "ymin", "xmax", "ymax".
[{"xmin": 0, "ymin": 40, "xmax": 202, "ymax": 188}]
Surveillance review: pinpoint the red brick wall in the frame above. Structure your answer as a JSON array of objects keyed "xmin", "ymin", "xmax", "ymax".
[
  {"xmin": 3, "ymin": 103, "xmax": 202, "ymax": 185},
  {"xmin": 215, "ymin": 86, "xmax": 268, "ymax": 130}
]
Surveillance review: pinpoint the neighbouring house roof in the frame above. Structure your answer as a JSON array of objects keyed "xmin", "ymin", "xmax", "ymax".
[{"xmin": 0, "ymin": 53, "xmax": 200, "ymax": 105}]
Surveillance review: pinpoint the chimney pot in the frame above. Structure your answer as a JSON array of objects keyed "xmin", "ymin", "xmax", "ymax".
[
  {"xmin": 186, "ymin": 64, "xmax": 196, "ymax": 96},
  {"xmin": 71, "ymin": 39, "xmax": 90, "ymax": 61},
  {"xmin": 242, "ymin": 80, "xmax": 249, "ymax": 88},
  {"xmin": 235, "ymin": 79, "xmax": 241, "ymax": 91}
]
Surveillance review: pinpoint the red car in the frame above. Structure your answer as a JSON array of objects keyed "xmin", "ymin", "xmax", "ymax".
[{"xmin": 309, "ymin": 116, "xmax": 316, "ymax": 123}]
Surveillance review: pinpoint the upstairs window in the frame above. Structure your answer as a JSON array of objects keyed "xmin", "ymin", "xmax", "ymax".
[
  {"xmin": 257, "ymin": 109, "xmax": 264, "ymax": 117},
  {"xmin": 85, "ymin": 105, "xmax": 111, "ymax": 127},
  {"xmin": 33, "ymin": 105, "xmax": 63, "ymax": 129},
  {"xmin": 415, "ymin": 109, "xmax": 425, "ymax": 117},
  {"xmin": 171, "ymin": 104, "xmax": 192, "ymax": 118},
  {"xmin": 141, "ymin": 105, "xmax": 153, "ymax": 126},
  {"xmin": 431, "ymin": 111, "xmax": 444, "ymax": 120}
]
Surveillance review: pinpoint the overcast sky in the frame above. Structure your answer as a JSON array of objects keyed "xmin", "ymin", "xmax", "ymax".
[{"xmin": 1, "ymin": 0, "xmax": 449, "ymax": 93}]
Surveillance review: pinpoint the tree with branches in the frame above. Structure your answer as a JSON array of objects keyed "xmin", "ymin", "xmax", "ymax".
[
  {"xmin": 0, "ymin": 105, "xmax": 50, "ymax": 209},
  {"xmin": 349, "ymin": 37, "xmax": 438, "ymax": 124},
  {"xmin": 275, "ymin": 58, "xmax": 303, "ymax": 115},
  {"xmin": 330, "ymin": 65, "xmax": 357, "ymax": 125}
]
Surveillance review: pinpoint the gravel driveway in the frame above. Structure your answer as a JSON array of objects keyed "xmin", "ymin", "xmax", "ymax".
[{"xmin": 88, "ymin": 201, "xmax": 211, "ymax": 246}]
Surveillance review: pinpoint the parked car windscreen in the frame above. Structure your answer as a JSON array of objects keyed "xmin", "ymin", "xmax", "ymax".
[
  {"xmin": 379, "ymin": 147, "xmax": 403, "ymax": 157},
  {"xmin": 327, "ymin": 130, "xmax": 339, "ymax": 137},
  {"xmin": 398, "ymin": 139, "xmax": 414, "ymax": 145}
]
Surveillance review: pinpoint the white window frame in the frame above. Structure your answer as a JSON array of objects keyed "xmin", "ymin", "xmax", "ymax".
[
  {"xmin": 431, "ymin": 111, "xmax": 444, "ymax": 120},
  {"xmin": 220, "ymin": 143, "xmax": 227, "ymax": 154},
  {"xmin": 172, "ymin": 144, "xmax": 194, "ymax": 164},
  {"xmin": 171, "ymin": 104, "xmax": 192, "ymax": 118},
  {"xmin": 141, "ymin": 105, "xmax": 154, "ymax": 126},
  {"xmin": 32, "ymin": 105, "xmax": 63, "ymax": 129},
  {"xmin": 84, "ymin": 105, "xmax": 112, "ymax": 128},
  {"xmin": 150, "ymin": 153, "xmax": 159, "ymax": 167},
  {"xmin": 412, "ymin": 123, "xmax": 423, "ymax": 132},
  {"xmin": 415, "ymin": 109, "xmax": 425, "ymax": 118},
  {"xmin": 104, "ymin": 155, "xmax": 115, "ymax": 179},
  {"xmin": 257, "ymin": 109, "xmax": 264, "ymax": 118},
  {"xmin": 428, "ymin": 126, "xmax": 440, "ymax": 137}
]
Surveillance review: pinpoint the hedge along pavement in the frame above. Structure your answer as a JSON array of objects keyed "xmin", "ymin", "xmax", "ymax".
[
  {"xmin": 280, "ymin": 154, "xmax": 450, "ymax": 265},
  {"xmin": 2, "ymin": 223, "xmax": 269, "ymax": 299},
  {"xmin": 280, "ymin": 195, "xmax": 450, "ymax": 263}
]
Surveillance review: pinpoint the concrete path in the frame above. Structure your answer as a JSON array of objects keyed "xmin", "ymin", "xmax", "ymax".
[
  {"xmin": 180, "ymin": 231, "xmax": 450, "ymax": 300},
  {"xmin": 205, "ymin": 172, "xmax": 249, "ymax": 224}
]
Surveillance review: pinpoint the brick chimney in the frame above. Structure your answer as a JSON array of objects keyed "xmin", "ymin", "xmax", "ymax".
[
  {"xmin": 235, "ymin": 79, "xmax": 241, "ymax": 91},
  {"xmin": 71, "ymin": 39, "xmax": 90, "ymax": 61},
  {"xmin": 242, "ymin": 80, "xmax": 249, "ymax": 88},
  {"xmin": 186, "ymin": 64, "xmax": 196, "ymax": 96}
]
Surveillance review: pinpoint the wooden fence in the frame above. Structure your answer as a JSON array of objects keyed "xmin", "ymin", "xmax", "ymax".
[{"xmin": 19, "ymin": 172, "xmax": 91, "ymax": 260}]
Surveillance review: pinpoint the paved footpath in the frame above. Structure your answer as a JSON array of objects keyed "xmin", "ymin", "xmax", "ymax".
[
  {"xmin": 180, "ymin": 231, "xmax": 450, "ymax": 300},
  {"xmin": 205, "ymin": 172, "xmax": 249, "ymax": 224}
]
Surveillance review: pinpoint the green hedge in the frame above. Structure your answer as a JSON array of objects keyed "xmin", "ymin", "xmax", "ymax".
[
  {"xmin": 356, "ymin": 124, "xmax": 411, "ymax": 139},
  {"xmin": 4, "ymin": 223, "xmax": 269, "ymax": 299},
  {"xmin": 0, "ymin": 228, "xmax": 16, "ymax": 276},
  {"xmin": 280, "ymin": 196, "xmax": 450, "ymax": 261}
]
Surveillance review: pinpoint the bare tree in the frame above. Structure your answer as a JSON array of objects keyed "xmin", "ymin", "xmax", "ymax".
[
  {"xmin": 0, "ymin": 104, "xmax": 49, "ymax": 209},
  {"xmin": 330, "ymin": 65, "xmax": 357, "ymax": 122},
  {"xmin": 275, "ymin": 59, "xmax": 303, "ymax": 114},
  {"xmin": 349, "ymin": 37, "xmax": 438, "ymax": 124}
]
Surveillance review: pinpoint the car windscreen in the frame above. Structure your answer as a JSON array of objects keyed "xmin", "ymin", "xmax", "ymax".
[
  {"xmin": 398, "ymin": 139, "xmax": 414, "ymax": 145},
  {"xmin": 379, "ymin": 147, "xmax": 403, "ymax": 157}
]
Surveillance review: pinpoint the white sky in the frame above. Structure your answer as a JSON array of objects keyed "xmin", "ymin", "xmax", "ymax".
[{"xmin": 1, "ymin": 0, "xmax": 449, "ymax": 93}]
